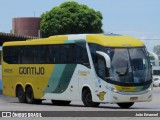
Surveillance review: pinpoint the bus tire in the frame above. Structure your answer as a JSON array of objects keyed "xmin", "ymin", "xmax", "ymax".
[
  {"xmin": 26, "ymin": 86, "xmax": 35, "ymax": 104},
  {"xmin": 82, "ymin": 88, "xmax": 100, "ymax": 107},
  {"xmin": 117, "ymin": 102, "xmax": 134, "ymax": 108},
  {"xmin": 51, "ymin": 100, "xmax": 71, "ymax": 106},
  {"xmin": 17, "ymin": 86, "xmax": 26, "ymax": 103}
]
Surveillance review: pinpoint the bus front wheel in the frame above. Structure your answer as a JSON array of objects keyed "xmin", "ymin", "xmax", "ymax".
[
  {"xmin": 117, "ymin": 102, "xmax": 134, "ymax": 108},
  {"xmin": 17, "ymin": 86, "xmax": 26, "ymax": 103},
  {"xmin": 82, "ymin": 88, "xmax": 100, "ymax": 107}
]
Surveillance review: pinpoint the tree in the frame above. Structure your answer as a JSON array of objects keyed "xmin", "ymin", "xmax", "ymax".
[
  {"xmin": 40, "ymin": 1, "xmax": 103, "ymax": 37},
  {"xmin": 153, "ymin": 45, "xmax": 160, "ymax": 56}
]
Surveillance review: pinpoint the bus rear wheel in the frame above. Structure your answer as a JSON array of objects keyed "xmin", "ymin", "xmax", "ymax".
[
  {"xmin": 51, "ymin": 100, "xmax": 71, "ymax": 106},
  {"xmin": 25, "ymin": 86, "xmax": 42, "ymax": 104},
  {"xmin": 17, "ymin": 86, "xmax": 26, "ymax": 103},
  {"xmin": 82, "ymin": 89, "xmax": 100, "ymax": 107},
  {"xmin": 117, "ymin": 102, "xmax": 134, "ymax": 108},
  {"xmin": 26, "ymin": 86, "xmax": 35, "ymax": 104}
]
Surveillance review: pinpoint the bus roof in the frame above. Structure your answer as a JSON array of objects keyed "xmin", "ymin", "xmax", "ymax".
[{"xmin": 3, "ymin": 34, "xmax": 144, "ymax": 47}]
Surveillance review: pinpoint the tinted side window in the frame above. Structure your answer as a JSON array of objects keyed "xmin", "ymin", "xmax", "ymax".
[
  {"xmin": 60, "ymin": 45, "xmax": 75, "ymax": 64},
  {"xmin": 89, "ymin": 43, "xmax": 110, "ymax": 78},
  {"xmin": 3, "ymin": 43, "xmax": 90, "ymax": 67},
  {"xmin": 34, "ymin": 46, "xmax": 48, "ymax": 64},
  {"xmin": 97, "ymin": 55, "xmax": 106, "ymax": 79},
  {"xmin": 21, "ymin": 46, "xmax": 34, "ymax": 64},
  {"xmin": 75, "ymin": 43, "xmax": 90, "ymax": 67},
  {"xmin": 3, "ymin": 46, "xmax": 21, "ymax": 64},
  {"xmin": 48, "ymin": 44, "xmax": 90, "ymax": 67},
  {"xmin": 153, "ymin": 70, "xmax": 160, "ymax": 75},
  {"xmin": 88, "ymin": 44, "xmax": 97, "ymax": 64},
  {"xmin": 48, "ymin": 45, "xmax": 60, "ymax": 64}
]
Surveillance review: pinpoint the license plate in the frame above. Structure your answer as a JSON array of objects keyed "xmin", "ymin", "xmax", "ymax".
[{"xmin": 130, "ymin": 97, "xmax": 138, "ymax": 101}]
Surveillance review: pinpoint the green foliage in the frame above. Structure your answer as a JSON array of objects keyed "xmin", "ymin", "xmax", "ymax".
[
  {"xmin": 153, "ymin": 45, "xmax": 160, "ymax": 56},
  {"xmin": 40, "ymin": 1, "xmax": 103, "ymax": 37}
]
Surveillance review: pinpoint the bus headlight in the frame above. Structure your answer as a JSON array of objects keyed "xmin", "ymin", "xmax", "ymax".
[{"xmin": 107, "ymin": 86, "xmax": 119, "ymax": 93}]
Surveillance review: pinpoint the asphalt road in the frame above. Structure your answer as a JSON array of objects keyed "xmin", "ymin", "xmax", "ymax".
[{"xmin": 0, "ymin": 87, "xmax": 160, "ymax": 120}]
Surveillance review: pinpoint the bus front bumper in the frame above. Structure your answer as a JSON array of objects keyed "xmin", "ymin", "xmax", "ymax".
[{"xmin": 107, "ymin": 90, "xmax": 152, "ymax": 103}]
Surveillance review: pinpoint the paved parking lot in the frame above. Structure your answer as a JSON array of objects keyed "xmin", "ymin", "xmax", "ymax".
[{"xmin": 0, "ymin": 87, "xmax": 160, "ymax": 120}]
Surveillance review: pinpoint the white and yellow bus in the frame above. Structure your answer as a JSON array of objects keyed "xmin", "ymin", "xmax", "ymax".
[{"xmin": 2, "ymin": 34, "xmax": 152, "ymax": 108}]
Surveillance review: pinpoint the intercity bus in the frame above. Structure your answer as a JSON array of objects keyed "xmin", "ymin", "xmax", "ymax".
[{"xmin": 2, "ymin": 34, "xmax": 152, "ymax": 108}]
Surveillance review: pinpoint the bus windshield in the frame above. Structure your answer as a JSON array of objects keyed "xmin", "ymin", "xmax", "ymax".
[{"xmin": 106, "ymin": 47, "xmax": 152, "ymax": 85}]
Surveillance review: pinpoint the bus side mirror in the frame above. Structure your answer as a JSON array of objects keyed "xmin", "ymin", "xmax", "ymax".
[{"xmin": 96, "ymin": 51, "xmax": 111, "ymax": 68}]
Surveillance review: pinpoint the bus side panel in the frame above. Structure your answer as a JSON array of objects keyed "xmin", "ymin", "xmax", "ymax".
[
  {"xmin": 65, "ymin": 64, "xmax": 91, "ymax": 101},
  {"xmin": 36, "ymin": 76, "xmax": 51, "ymax": 99},
  {"xmin": 2, "ymin": 77, "xmax": 13, "ymax": 96},
  {"xmin": 11, "ymin": 77, "xmax": 39, "ymax": 98},
  {"xmin": 12, "ymin": 78, "xmax": 25, "ymax": 97},
  {"xmin": 10, "ymin": 76, "xmax": 51, "ymax": 99},
  {"xmin": 43, "ymin": 64, "xmax": 77, "ymax": 100},
  {"xmin": 2, "ymin": 63, "xmax": 54, "ymax": 99}
]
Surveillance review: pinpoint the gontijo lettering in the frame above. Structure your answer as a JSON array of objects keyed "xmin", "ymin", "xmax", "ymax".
[{"xmin": 19, "ymin": 67, "xmax": 45, "ymax": 75}]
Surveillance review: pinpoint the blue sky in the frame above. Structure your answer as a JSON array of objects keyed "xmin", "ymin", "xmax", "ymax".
[{"xmin": 0, "ymin": 0, "xmax": 160, "ymax": 51}]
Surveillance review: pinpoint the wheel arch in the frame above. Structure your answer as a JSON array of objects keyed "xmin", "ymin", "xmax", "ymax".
[
  {"xmin": 25, "ymin": 83, "xmax": 33, "ymax": 91},
  {"xmin": 81, "ymin": 85, "xmax": 93, "ymax": 99},
  {"xmin": 15, "ymin": 83, "xmax": 24, "ymax": 97}
]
